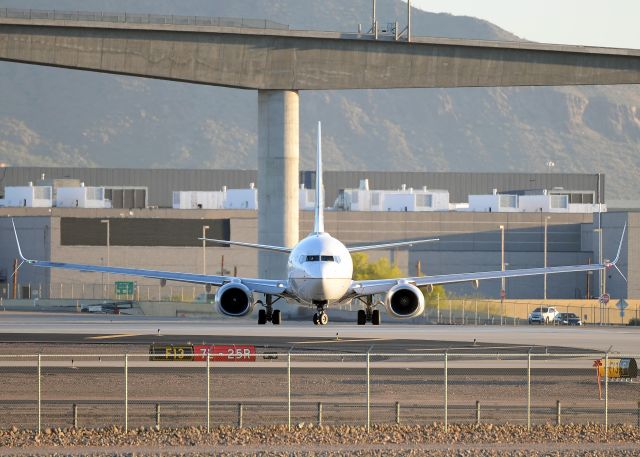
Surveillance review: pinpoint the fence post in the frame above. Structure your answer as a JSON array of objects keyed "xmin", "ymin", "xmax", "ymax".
[
  {"xmin": 527, "ymin": 350, "xmax": 531, "ymax": 430},
  {"xmin": 238, "ymin": 403, "xmax": 243, "ymax": 428},
  {"xmin": 444, "ymin": 352, "xmax": 448, "ymax": 432},
  {"xmin": 72, "ymin": 404, "xmax": 78, "ymax": 428},
  {"xmin": 556, "ymin": 400, "xmax": 561, "ymax": 425},
  {"xmin": 395, "ymin": 401, "xmax": 400, "ymax": 424},
  {"xmin": 475, "ymin": 400, "xmax": 480, "ymax": 425},
  {"xmin": 124, "ymin": 354, "xmax": 128, "ymax": 433},
  {"xmin": 287, "ymin": 350, "xmax": 291, "ymax": 431},
  {"xmin": 366, "ymin": 350, "xmax": 371, "ymax": 432},
  {"xmin": 155, "ymin": 404, "xmax": 160, "ymax": 430},
  {"xmin": 37, "ymin": 354, "xmax": 41, "ymax": 434},
  {"xmin": 637, "ymin": 401, "xmax": 639, "ymax": 428},
  {"xmin": 604, "ymin": 352, "xmax": 609, "ymax": 431},
  {"xmin": 317, "ymin": 402, "xmax": 323, "ymax": 426},
  {"xmin": 206, "ymin": 353, "xmax": 210, "ymax": 433}
]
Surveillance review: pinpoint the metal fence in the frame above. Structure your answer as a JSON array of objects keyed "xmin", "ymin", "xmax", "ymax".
[
  {"xmin": 2, "ymin": 282, "xmax": 639, "ymax": 325},
  {"xmin": 0, "ymin": 8, "xmax": 290, "ymax": 31},
  {"xmin": 0, "ymin": 352, "xmax": 638, "ymax": 432}
]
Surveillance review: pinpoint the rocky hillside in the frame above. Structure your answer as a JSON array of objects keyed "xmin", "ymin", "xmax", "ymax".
[{"xmin": 0, "ymin": 0, "xmax": 639, "ymax": 200}]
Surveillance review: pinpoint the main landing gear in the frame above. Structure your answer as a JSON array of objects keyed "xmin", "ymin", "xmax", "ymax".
[
  {"xmin": 356, "ymin": 296, "xmax": 381, "ymax": 326},
  {"xmin": 313, "ymin": 301, "xmax": 329, "ymax": 326},
  {"xmin": 257, "ymin": 295, "xmax": 282, "ymax": 325}
]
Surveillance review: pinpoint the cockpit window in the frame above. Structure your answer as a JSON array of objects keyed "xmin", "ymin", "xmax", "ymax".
[{"xmin": 304, "ymin": 255, "xmax": 337, "ymax": 262}]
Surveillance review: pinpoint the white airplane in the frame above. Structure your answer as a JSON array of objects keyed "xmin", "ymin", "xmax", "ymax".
[{"xmin": 12, "ymin": 122, "xmax": 625, "ymax": 326}]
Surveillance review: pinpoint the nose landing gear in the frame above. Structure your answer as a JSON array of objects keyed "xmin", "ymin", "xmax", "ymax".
[{"xmin": 312, "ymin": 301, "xmax": 329, "ymax": 326}]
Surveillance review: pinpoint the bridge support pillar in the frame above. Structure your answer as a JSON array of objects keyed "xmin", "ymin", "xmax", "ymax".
[{"xmin": 257, "ymin": 90, "xmax": 299, "ymax": 279}]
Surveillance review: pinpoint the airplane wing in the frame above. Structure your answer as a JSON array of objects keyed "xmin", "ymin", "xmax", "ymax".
[
  {"xmin": 347, "ymin": 238, "xmax": 439, "ymax": 252},
  {"xmin": 11, "ymin": 220, "xmax": 287, "ymax": 296},
  {"xmin": 348, "ymin": 224, "xmax": 626, "ymax": 297},
  {"xmin": 199, "ymin": 237, "xmax": 291, "ymax": 253}
]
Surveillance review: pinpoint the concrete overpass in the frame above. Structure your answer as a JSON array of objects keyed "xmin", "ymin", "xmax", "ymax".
[{"xmin": 1, "ymin": 11, "xmax": 640, "ymax": 278}]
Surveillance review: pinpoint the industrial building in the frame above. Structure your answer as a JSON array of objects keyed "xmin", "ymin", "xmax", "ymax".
[{"xmin": 0, "ymin": 167, "xmax": 633, "ymax": 301}]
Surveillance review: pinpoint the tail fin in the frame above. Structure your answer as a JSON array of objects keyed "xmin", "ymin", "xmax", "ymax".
[{"xmin": 313, "ymin": 121, "xmax": 324, "ymax": 234}]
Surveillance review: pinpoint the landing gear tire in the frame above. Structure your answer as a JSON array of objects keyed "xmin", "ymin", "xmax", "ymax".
[
  {"xmin": 258, "ymin": 309, "xmax": 267, "ymax": 325},
  {"xmin": 372, "ymin": 309, "xmax": 381, "ymax": 326},
  {"xmin": 272, "ymin": 309, "xmax": 282, "ymax": 325},
  {"xmin": 357, "ymin": 310, "xmax": 366, "ymax": 325},
  {"xmin": 319, "ymin": 312, "xmax": 329, "ymax": 326},
  {"xmin": 313, "ymin": 313, "xmax": 319, "ymax": 325}
]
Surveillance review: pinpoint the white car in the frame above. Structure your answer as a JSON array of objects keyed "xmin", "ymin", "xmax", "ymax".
[{"xmin": 528, "ymin": 307, "xmax": 559, "ymax": 324}]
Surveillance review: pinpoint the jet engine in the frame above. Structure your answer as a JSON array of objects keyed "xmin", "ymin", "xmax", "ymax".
[
  {"xmin": 214, "ymin": 283, "xmax": 255, "ymax": 317},
  {"xmin": 384, "ymin": 283, "xmax": 425, "ymax": 318}
]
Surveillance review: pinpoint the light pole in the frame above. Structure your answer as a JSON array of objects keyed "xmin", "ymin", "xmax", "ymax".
[
  {"xmin": 594, "ymin": 227, "xmax": 603, "ymax": 324},
  {"xmin": 100, "ymin": 219, "xmax": 110, "ymax": 295},
  {"xmin": 499, "ymin": 225, "xmax": 505, "ymax": 324},
  {"xmin": 202, "ymin": 225, "xmax": 210, "ymax": 275},
  {"xmin": 544, "ymin": 216, "xmax": 550, "ymax": 301}
]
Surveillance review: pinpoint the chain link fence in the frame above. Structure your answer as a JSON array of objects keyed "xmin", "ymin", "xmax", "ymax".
[
  {"xmin": 0, "ymin": 8, "xmax": 290, "ymax": 31},
  {"xmin": 2, "ymin": 283, "xmax": 639, "ymax": 325},
  {"xmin": 0, "ymin": 352, "xmax": 638, "ymax": 431}
]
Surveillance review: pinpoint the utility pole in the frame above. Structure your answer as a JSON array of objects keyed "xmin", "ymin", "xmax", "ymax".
[{"xmin": 544, "ymin": 216, "xmax": 550, "ymax": 301}]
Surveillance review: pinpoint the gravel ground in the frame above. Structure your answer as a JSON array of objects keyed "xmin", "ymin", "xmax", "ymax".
[{"xmin": 0, "ymin": 423, "xmax": 639, "ymax": 456}]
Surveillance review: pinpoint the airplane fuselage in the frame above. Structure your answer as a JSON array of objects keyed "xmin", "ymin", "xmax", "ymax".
[{"xmin": 287, "ymin": 232, "xmax": 353, "ymax": 305}]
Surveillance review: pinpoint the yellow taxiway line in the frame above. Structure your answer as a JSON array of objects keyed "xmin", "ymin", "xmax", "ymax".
[{"xmin": 85, "ymin": 333, "xmax": 146, "ymax": 340}]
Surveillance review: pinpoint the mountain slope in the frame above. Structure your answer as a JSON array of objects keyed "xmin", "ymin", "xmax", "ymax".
[{"xmin": 0, "ymin": 0, "xmax": 638, "ymax": 200}]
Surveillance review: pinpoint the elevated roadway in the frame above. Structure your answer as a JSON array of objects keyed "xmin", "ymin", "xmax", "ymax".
[{"xmin": 1, "ymin": 13, "xmax": 640, "ymax": 277}]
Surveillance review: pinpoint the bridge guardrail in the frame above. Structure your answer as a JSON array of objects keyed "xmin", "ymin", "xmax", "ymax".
[{"xmin": 0, "ymin": 8, "xmax": 290, "ymax": 31}]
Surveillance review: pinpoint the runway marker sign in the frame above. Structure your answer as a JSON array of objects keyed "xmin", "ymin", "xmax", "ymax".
[{"xmin": 149, "ymin": 344, "xmax": 256, "ymax": 362}]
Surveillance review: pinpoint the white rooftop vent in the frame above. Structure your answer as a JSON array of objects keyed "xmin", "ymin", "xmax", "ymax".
[{"xmin": 359, "ymin": 179, "xmax": 369, "ymax": 191}]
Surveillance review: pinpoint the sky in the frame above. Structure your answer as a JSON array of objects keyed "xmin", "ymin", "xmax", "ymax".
[{"xmin": 412, "ymin": 0, "xmax": 640, "ymax": 49}]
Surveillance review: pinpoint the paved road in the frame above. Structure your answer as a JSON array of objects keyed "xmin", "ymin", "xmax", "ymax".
[{"xmin": 0, "ymin": 311, "xmax": 637, "ymax": 354}]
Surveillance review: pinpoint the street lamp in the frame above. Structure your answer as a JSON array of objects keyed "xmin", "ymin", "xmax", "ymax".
[
  {"xmin": 100, "ymin": 219, "xmax": 110, "ymax": 296},
  {"xmin": 202, "ymin": 225, "xmax": 210, "ymax": 275},
  {"xmin": 544, "ymin": 216, "xmax": 550, "ymax": 301},
  {"xmin": 499, "ymin": 225, "xmax": 505, "ymax": 325},
  {"xmin": 499, "ymin": 225, "xmax": 505, "ymax": 295},
  {"xmin": 593, "ymin": 227, "xmax": 604, "ymax": 325}
]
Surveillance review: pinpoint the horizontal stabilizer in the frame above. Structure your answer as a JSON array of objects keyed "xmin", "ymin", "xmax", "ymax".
[
  {"xmin": 348, "ymin": 238, "xmax": 439, "ymax": 253},
  {"xmin": 200, "ymin": 237, "xmax": 292, "ymax": 253}
]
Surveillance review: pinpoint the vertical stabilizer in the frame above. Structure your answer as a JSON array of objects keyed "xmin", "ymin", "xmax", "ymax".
[{"xmin": 313, "ymin": 121, "xmax": 325, "ymax": 234}]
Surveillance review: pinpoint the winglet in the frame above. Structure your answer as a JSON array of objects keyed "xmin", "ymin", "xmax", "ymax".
[
  {"xmin": 608, "ymin": 222, "xmax": 627, "ymax": 266},
  {"xmin": 11, "ymin": 218, "xmax": 30, "ymax": 262}
]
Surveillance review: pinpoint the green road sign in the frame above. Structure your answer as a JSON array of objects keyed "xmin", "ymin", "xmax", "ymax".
[{"xmin": 115, "ymin": 281, "xmax": 135, "ymax": 295}]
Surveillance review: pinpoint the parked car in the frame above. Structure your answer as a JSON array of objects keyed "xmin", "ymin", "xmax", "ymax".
[
  {"xmin": 528, "ymin": 307, "xmax": 559, "ymax": 324},
  {"xmin": 554, "ymin": 312, "xmax": 583, "ymax": 326}
]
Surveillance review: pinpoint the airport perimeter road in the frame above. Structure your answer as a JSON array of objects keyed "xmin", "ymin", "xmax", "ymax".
[{"xmin": 0, "ymin": 312, "xmax": 637, "ymax": 353}]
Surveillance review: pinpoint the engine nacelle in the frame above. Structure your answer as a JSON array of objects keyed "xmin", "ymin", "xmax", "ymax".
[
  {"xmin": 214, "ymin": 283, "xmax": 254, "ymax": 317},
  {"xmin": 384, "ymin": 283, "xmax": 425, "ymax": 318}
]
